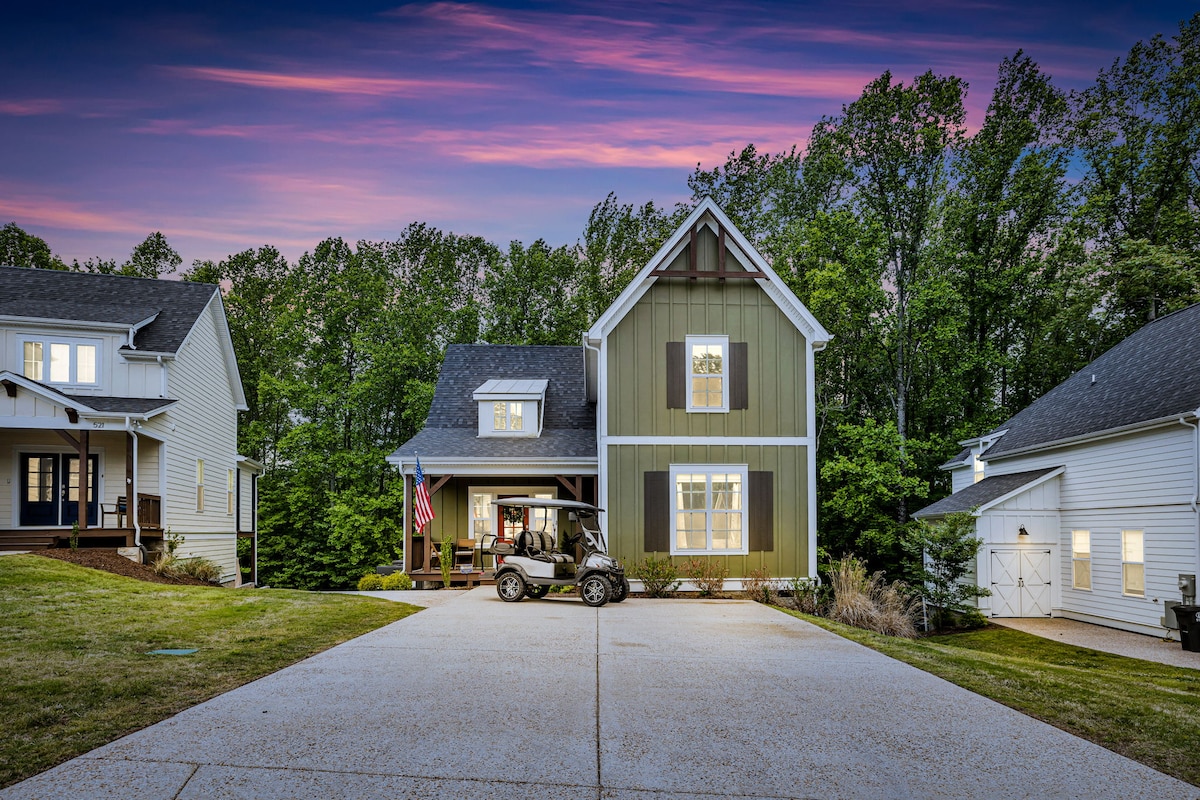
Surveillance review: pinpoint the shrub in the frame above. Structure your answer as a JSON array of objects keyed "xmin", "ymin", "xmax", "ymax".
[
  {"xmin": 357, "ymin": 573, "xmax": 384, "ymax": 591},
  {"xmin": 743, "ymin": 567, "xmax": 780, "ymax": 604},
  {"xmin": 827, "ymin": 556, "xmax": 919, "ymax": 638},
  {"xmin": 632, "ymin": 556, "xmax": 680, "ymax": 598},
  {"xmin": 150, "ymin": 552, "xmax": 176, "ymax": 576},
  {"xmin": 682, "ymin": 558, "xmax": 728, "ymax": 597},
  {"xmin": 380, "ymin": 572, "xmax": 412, "ymax": 591},
  {"xmin": 904, "ymin": 512, "xmax": 990, "ymax": 631},
  {"xmin": 955, "ymin": 607, "xmax": 988, "ymax": 629},
  {"xmin": 175, "ymin": 557, "xmax": 223, "ymax": 584},
  {"xmin": 439, "ymin": 535, "xmax": 454, "ymax": 588},
  {"xmin": 789, "ymin": 576, "xmax": 824, "ymax": 614}
]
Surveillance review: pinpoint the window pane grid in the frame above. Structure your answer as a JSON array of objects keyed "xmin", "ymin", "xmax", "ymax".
[
  {"xmin": 671, "ymin": 468, "xmax": 746, "ymax": 554},
  {"xmin": 1071, "ymin": 530, "xmax": 1091, "ymax": 590},
  {"xmin": 1122, "ymin": 530, "xmax": 1144, "ymax": 596}
]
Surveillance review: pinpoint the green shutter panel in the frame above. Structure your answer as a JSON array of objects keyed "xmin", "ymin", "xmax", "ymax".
[
  {"xmin": 730, "ymin": 342, "xmax": 748, "ymax": 410},
  {"xmin": 748, "ymin": 471, "xmax": 773, "ymax": 551},
  {"xmin": 666, "ymin": 342, "xmax": 685, "ymax": 408},
  {"xmin": 644, "ymin": 471, "xmax": 670, "ymax": 552}
]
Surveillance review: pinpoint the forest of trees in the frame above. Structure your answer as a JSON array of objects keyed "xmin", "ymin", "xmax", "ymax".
[{"xmin": 4, "ymin": 15, "xmax": 1198, "ymax": 587}]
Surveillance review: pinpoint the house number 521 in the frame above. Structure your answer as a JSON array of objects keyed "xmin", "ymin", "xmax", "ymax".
[{"xmin": 92, "ymin": 422, "xmax": 106, "ymax": 429}]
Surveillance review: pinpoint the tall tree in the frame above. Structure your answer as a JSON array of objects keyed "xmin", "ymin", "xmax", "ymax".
[
  {"xmin": 0, "ymin": 222, "xmax": 66, "ymax": 270},
  {"xmin": 483, "ymin": 239, "xmax": 583, "ymax": 345},
  {"xmin": 1069, "ymin": 12, "xmax": 1200, "ymax": 335}
]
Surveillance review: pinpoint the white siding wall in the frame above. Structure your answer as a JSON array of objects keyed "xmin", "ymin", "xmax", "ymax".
[
  {"xmin": 950, "ymin": 465, "xmax": 973, "ymax": 494},
  {"xmin": 984, "ymin": 424, "xmax": 1199, "ymax": 635},
  {"xmin": 139, "ymin": 299, "xmax": 240, "ymax": 581}
]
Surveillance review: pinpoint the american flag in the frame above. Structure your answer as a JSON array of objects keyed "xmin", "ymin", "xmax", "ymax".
[{"xmin": 413, "ymin": 456, "xmax": 435, "ymax": 533}]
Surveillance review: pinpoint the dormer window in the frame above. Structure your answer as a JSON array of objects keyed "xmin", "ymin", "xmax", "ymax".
[
  {"xmin": 22, "ymin": 338, "xmax": 100, "ymax": 386},
  {"xmin": 493, "ymin": 401, "xmax": 524, "ymax": 432},
  {"xmin": 474, "ymin": 379, "xmax": 547, "ymax": 438}
]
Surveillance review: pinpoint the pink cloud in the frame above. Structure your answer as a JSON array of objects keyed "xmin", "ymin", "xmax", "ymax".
[
  {"xmin": 169, "ymin": 66, "xmax": 495, "ymax": 97},
  {"xmin": 0, "ymin": 99, "xmax": 63, "ymax": 116}
]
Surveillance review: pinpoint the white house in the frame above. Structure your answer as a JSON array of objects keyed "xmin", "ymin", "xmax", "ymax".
[
  {"xmin": 915, "ymin": 303, "xmax": 1200, "ymax": 638},
  {"xmin": 0, "ymin": 266, "xmax": 260, "ymax": 584}
]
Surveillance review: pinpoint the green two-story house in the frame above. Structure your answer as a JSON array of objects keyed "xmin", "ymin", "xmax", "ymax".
[{"xmin": 389, "ymin": 198, "xmax": 830, "ymax": 588}]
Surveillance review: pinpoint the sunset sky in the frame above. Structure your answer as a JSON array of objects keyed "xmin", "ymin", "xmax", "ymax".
[{"xmin": 1, "ymin": 1, "xmax": 1193, "ymax": 267}]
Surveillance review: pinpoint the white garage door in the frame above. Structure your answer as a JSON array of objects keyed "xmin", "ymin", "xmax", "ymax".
[{"xmin": 990, "ymin": 549, "xmax": 1052, "ymax": 617}]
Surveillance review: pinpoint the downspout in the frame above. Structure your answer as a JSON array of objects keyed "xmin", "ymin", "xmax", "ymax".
[
  {"xmin": 1181, "ymin": 409, "xmax": 1200, "ymax": 581},
  {"xmin": 124, "ymin": 417, "xmax": 142, "ymax": 548},
  {"xmin": 156, "ymin": 355, "xmax": 167, "ymax": 398}
]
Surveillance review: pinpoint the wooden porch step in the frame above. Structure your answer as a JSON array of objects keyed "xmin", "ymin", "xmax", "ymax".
[{"xmin": 0, "ymin": 533, "xmax": 59, "ymax": 550}]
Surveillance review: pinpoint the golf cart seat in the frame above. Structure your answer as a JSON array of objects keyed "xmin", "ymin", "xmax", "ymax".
[{"xmin": 515, "ymin": 529, "xmax": 574, "ymax": 564}]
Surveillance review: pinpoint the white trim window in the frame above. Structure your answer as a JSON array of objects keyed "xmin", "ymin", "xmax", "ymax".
[
  {"xmin": 686, "ymin": 335, "xmax": 728, "ymax": 413},
  {"xmin": 1122, "ymin": 529, "xmax": 1144, "ymax": 597},
  {"xmin": 1071, "ymin": 530, "xmax": 1091, "ymax": 590},
  {"xmin": 669, "ymin": 465, "xmax": 748, "ymax": 554},
  {"xmin": 196, "ymin": 459, "xmax": 205, "ymax": 512},
  {"xmin": 21, "ymin": 338, "xmax": 100, "ymax": 386},
  {"xmin": 493, "ymin": 401, "xmax": 525, "ymax": 433}
]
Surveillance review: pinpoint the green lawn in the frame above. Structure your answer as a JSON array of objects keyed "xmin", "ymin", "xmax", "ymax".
[
  {"xmin": 0, "ymin": 555, "xmax": 418, "ymax": 789},
  {"xmin": 780, "ymin": 608, "xmax": 1200, "ymax": 787}
]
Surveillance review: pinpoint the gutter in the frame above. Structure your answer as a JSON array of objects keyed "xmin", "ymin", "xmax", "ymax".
[{"xmin": 1180, "ymin": 409, "xmax": 1200, "ymax": 581}]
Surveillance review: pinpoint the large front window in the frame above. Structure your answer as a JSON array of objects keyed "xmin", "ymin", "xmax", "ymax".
[
  {"xmin": 686, "ymin": 335, "xmax": 728, "ymax": 412},
  {"xmin": 670, "ymin": 465, "xmax": 747, "ymax": 554},
  {"xmin": 22, "ymin": 338, "xmax": 100, "ymax": 386}
]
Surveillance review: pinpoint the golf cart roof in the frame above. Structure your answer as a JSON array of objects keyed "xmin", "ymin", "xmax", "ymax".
[{"xmin": 491, "ymin": 497, "xmax": 604, "ymax": 513}]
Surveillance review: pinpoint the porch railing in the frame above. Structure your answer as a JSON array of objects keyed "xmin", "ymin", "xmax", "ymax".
[{"xmin": 137, "ymin": 494, "xmax": 162, "ymax": 530}]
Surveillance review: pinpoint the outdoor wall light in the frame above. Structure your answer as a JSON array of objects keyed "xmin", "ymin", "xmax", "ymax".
[{"xmin": 1018, "ymin": 525, "xmax": 1029, "ymax": 537}]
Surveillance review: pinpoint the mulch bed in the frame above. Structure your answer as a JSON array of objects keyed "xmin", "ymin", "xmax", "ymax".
[{"xmin": 35, "ymin": 549, "xmax": 214, "ymax": 586}]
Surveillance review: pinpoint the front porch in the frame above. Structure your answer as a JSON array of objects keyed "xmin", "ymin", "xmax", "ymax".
[
  {"xmin": 402, "ymin": 471, "xmax": 597, "ymax": 588},
  {"xmin": 0, "ymin": 493, "xmax": 163, "ymax": 550}
]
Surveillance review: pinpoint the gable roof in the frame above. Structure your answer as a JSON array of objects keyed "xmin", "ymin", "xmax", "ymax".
[
  {"xmin": 0, "ymin": 371, "xmax": 177, "ymax": 419},
  {"xmin": 981, "ymin": 303, "xmax": 1200, "ymax": 460},
  {"xmin": 585, "ymin": 198, "xmax": 831, "ymax": 346},
  {"xmin": 913, "ymin": 467, "xmax": 1062, "ymax": 519},
  {"xmin": 389, "ymin": 345, "xmax": 596, "ymax": 468},
  {"xmin": 0, "ymin": 266, "xmax": 219, "ymax": 354}
]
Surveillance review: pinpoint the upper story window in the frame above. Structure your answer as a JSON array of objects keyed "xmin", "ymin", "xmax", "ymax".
[
  {"xmin": 22, "ymin": 338, "xmax": 100, "ymax": 386},
  {"xmin": 474, "ymin": 379, "xmax": 547, "ymax": 438},
  {"xmin": 493, "ymin": 401, "xmax": 524, "ymax": 432},
  {"xmin": 686, "ymin": 335, "xmax": 728, "ymax": 412}
]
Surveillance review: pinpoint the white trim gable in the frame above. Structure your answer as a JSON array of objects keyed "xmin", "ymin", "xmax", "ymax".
[
  {"xmin": 972, "ymin": 467, "xmax": 1065, "ymax": 516},
  {"xmin": 584, "ymin": 198, "xmax": 832, "ymax": 347}
]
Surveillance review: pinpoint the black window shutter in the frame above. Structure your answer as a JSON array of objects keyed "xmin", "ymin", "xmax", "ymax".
[
  {"xmin": 644, "ymin": 471, "xmax": 670, "ymax": 552},
  {"xmin": 730, "ymin": 342, "xmax": 748, "ymax": 409},
  {"xmin": 666, "ymin": 342, "xmax": 685, "ymax": 408},
  {"xmin": 748, "ymin": 471, "xmax": 774, "ymax": 551}
]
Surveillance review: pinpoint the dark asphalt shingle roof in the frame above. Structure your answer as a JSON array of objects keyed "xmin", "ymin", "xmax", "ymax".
[
  {"xmin": 391, "ymin": 345, "xmax": 596, "ymax": 462},
  {"xmin": 972, "ymin": 303, "xmax": 1200, "ymax": 460},
  {"xmin": 913, "ymin": 468, "xmax": 1061, "ymax": 518},
  {"xmin": 67, "ymin": 395, "xmax": 178, "ymax": 415},
  {"xmin": 0, "ymin": 266, "xmax": 218, "ymax": 353}
]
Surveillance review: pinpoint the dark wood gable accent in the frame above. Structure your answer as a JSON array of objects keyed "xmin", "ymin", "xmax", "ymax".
[
  {"xmin": 643, "ymin": 471, "xmax": 670, "ymax": 552},
  {"xmin": 666, "ymin": 342, "xmax": 685, "ymax": 408},
  {"xmin": 748, "ymin": 471, "xmax": 774, "ymax": 551},
  {"xmin": 649, "ymin": 221, "xmax": 765, "ymax": 281}
]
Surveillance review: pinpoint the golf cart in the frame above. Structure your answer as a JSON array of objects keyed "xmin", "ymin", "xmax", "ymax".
[{"xmin": 488, "ymin": 497, "xmax": 629, "ymax": 607}]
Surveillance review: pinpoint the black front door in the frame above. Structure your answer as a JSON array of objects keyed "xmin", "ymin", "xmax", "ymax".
[{"xmin": 19, "ymin": 453, "xmax": 99, "ymax": 527}]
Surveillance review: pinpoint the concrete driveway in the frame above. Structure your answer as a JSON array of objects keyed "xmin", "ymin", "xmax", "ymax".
[{"xmin": 4, "ymin": 589, "xmax": 1196, "ymax": 800}]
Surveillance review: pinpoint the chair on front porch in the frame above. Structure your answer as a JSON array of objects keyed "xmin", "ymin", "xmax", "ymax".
[{"xmin": 100, "ymin": 496, "xmax": 126, "ymax": 529}]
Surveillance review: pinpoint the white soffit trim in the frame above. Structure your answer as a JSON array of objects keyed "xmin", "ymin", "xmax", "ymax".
[
  {"xmin": 584, "ymin": 197, "xmax": 832, "ymax": 347},
  {"xmin": 973, "ymin": 466, "xmax": 1065, "ymax": 516}
]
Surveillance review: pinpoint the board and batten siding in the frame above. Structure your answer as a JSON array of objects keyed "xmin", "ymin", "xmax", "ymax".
[
  {"xmin": 605, "ymin": 279, "xmax": 808, "ymax": 439},
  {"xmin": 606, "ymin": 443, "xmax": 809, "ymax": 580},
  {"xmin": 985, "ymin": 424, "xmax": 1199, "ymax": 633},
  {"xmin": 140, "ymin": 298, "xmax": 240, "ymax": 580}
]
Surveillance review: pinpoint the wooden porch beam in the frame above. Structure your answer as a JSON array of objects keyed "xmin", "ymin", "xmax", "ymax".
[
  {"xmin": 428, "ymin": 474, "xmax": 453, "ymax": 496},
  {"xmin": 688, "ymin": 225, "xmax": 697, "ymax": 278},
  {"xmin": 65, "ymin": 408, "xmax": 78, "ymax": 424},
  {"xmin": 718, "ymin": 225, "xmax": 727, "ymax": 281},
  {"xmin": 1, "ymin": 379, "xmax": 15, "ymax": 398},
  {"xmin": 77, "ymin": 429, "xmax": 89, "ymax": 530},
  {"xmin": 555, "ymin": 475, "xmax": 582, "ymax": 501},
  {"xmin": 56, "ymin": 429, "xmax": 79, "ymax": 448}
]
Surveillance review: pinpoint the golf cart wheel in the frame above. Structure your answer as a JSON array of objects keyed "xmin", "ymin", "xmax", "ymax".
[
  {"xmin": 496, "ymin": 572, "xmax": 526, "ymax": 602},
  {"xmin": 579, "ymin": 574, "xmax": 611, "ymax": 607},
  {"xmin": 609, "ymin": 576, "xmax": 630, "ymax": 603},
  {"xmin": 526, "ymin": 584, "xmax": 550, "ymax": 599}
]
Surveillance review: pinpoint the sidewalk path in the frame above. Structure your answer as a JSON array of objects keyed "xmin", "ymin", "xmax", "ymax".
[
  {"xmin": 992, "ymin": 616, "xmax": 1200, "ymax": 670},
  {"xmin": 4, "ymin": 589, "xmax": 1196, "ymax": 799}
]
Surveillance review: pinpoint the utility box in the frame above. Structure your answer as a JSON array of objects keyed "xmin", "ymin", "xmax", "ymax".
[{"xmin": 1181, "ymin": 573, "xmax": 1197, "ymax": 604}]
